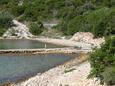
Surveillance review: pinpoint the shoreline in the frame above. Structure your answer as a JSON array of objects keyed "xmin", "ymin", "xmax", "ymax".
[
  {"xmin": 0, "ymin": 37, "xmax": 92, "ymax": 55},
  {"xmin": 29, "ymin": 37, "xmax": 92, "ymax": 49},
  {"xmin": 1, "ymin": 53, "xmax": 80, "ymax": 86},
  {"xmin": 12, "ymin": 53, "xmax": 101, "ymax": 86},
  {"xmin": 1, "ymin": 53, "xmax": 101, "ymax": 86},
  {"xmin": 0, "ymin": 37, "xmax": 92, "ymax": 50},
  {"xmin": 10, "ymin": 53, "xmax": 87, "ymax": 86},
  {"xmin": 0, "ymin": 37, "xmax": 95, "ymax": 86}
]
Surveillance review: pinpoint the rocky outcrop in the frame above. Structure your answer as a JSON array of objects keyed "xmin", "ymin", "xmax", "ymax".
[
  {"xmin": 70, "ymin": 32, "xmax": 105, "ymax": 47},
  {"xmin": 3, "ymin": 20, "xmax": 33, "ymax": 39}
]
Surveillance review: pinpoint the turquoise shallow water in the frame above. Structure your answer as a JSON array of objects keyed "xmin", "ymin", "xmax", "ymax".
[
  {"xmin": 0, "ymin": 39, "xmax": 63, "ymax": 49},
  {"xmin": 0, "ymin": 54, "xmax": 73, "ymax": 84}
]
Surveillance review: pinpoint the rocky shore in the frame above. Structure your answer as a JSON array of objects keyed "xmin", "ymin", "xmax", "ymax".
[
  {"xmin": 12, "ymin": 54, "xmax": 101, "ymax": 86},
  {"xmin": 70, "ymin": 32, "xmax": 105, "ymax": 47}
]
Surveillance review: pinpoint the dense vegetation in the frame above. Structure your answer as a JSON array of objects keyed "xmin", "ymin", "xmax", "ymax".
[
  {"xmin": 29, "ymin": 21, "xmax": 44, "ymax": 36},
  {"xmin": 88, "ymin": 36, "xmax": 115, "ymax": 85},
  {"xmin": 67, "ymin": 7, "xmax": 115, "ymax": 37},
  {"xmin": 0, "ymin": 12, "xmax": 13, "ymax": 36},
  {"xmin": 0, "ymin": 0, "xmax": 114, "ymax": 36}
]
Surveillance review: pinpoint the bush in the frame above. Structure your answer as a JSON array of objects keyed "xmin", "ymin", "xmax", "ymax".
[
  {"xmin": 85, "ymin": 7, "xmax": 110, "ymax": 37},
  {"xmin": 0, "ymin": 12, "xmax": 13, "ymax": 36},
  {"xmin": 88, "ymin": 36, "xmax": 115, "ymax": 85},
  {"xmin": 29, "ymin": 21, "xmax": 44, "ymax": 35},
  {"xmin": 102, "ymin": 67, "xmax": 115, "ymax": 85},
  {"xmin": 67, "ymin": 15, "xmax": 85, "ymax": 35},
  {"xmin": 0, "ymin": 28, "xmax": 7, "ymax": 36},
  {"xmin": 55, "ymin": 20, "xmax": 68, "ymax": 35},
  {"xmin": 0, "ymin": 0, "xmax": 9, "ymax": 5},
  {"xmin": 103, "ymin": 8, "xmax": 115, "ymax": 36},
  {"xmin": 7, "ymin": 0, "xmax": 25, "ymax": 17},
  {"xmin": 0, "ymin": 12, "xmax": 13, "ymax": 28}
]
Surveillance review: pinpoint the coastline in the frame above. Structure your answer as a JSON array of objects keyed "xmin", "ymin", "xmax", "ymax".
[
  {"xmin": 10, "ymin": 53, "xmax": 88, "ymax": 86},
  {"xmin": 0, "ymin": 37, "xmax": 92, "ymax": 50},
  {"xmin": 0, "ymin": 53, "xmax": 77, "ymax": 86},
  {"xmin": 0, "ymin": 37, "xmax": 95, "ymax": 86},
  {"xmin": 29, "ymin": 37, "xmax": 92, "ymax": 49},
  {"xmin": 12, "ymin": 53, "xmax": 101, "ymax": 86}
]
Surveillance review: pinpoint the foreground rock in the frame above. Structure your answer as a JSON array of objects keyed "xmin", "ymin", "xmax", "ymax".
[
  {"xmin": 3, "ymin": 20, "xmax": 33, "ymax": 38},
  {"xmin": 70, "ymin": 32, "xmax": 105, "ymax": 47}
]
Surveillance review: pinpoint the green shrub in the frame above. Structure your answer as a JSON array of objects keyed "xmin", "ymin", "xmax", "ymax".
[
  {"xmin": 55, "ymin": 20, "xmax": 68, "ymax": 35},
  {"xmin": 66, "ymin": 7, "xmax": 115, "ymax": 37},
  {"xmin": 29, "ymin": 21, "xmax": 44, "ymax": 35},
  {"xmin": 102, "ymin": 67, "xmax": 115, "ymax": 85},
  {"xmin": 85, "ymin": 7, "xmax": 110, "ymax": 37},
  {"xmin": 91, "ymin": 0, "xmax": 115, "ymax": 7},
  {"xmin": 88, "ymin": 36, "xmax": 115, "ymax": 85},
  {"xmin": 67, "ymin": 15, "xmax": 85, "ymax": 35},
  {"xmin": 0, "ymin": 28, "xmax": 7, "ymax": 36},
  {"xmin": 103, "ymin": 8, "xmax": 115, "ymax": 36},
  {"xmin": 0, "ymin": 0, "xmax": 9, "ymax": 5},
  {"xmin": 7, "ymin": 0, "xmax": 25, "ymax": 17},
  {"xmin": 0, "ymin": 12, "xmax": 13, "ymax": 28},
  {"xmin": 0, "ymin": 12, "xmax": 13, "ymax": 36}
]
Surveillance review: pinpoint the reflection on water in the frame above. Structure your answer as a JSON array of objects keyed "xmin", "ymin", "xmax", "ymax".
[{"xmin": 0, "ymin": 39, "xmax": 63, "ymax": 49}]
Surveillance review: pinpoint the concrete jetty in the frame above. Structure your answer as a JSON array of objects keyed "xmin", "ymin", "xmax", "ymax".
[{"xmin": 0, "ymin": 48, "xmax": 91, "ymax": 54}]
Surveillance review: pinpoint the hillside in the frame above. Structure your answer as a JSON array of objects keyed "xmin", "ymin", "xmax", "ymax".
[{"xmin": 0, "ymin": 0, "xmax": 114, "ymax": 37}]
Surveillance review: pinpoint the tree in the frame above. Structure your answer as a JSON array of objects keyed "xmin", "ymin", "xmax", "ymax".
[
  {"xmin": 0, "ymin": 11, "xmax": 13, "ymax": 36},
  {"xmin": 29, "ymin": 21, "xmax": 44, "ymax": 35}
]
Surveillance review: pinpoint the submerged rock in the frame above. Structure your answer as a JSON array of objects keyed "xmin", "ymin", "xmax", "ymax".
[{"xmin": 3, "ymin": 20, "xmax": 33, "ymax": 39}]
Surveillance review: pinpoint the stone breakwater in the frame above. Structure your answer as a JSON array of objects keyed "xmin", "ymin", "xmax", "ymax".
[{"xmin": 0, "ymin": 48, "xmax": 92, "ymax": 54}]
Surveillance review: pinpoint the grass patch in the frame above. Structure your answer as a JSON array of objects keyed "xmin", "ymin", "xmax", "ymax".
[{"xmin": 64, "ymin": 68, "xmax": 76, "ymax": 73}]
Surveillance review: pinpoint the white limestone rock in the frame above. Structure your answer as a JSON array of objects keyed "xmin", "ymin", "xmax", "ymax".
[
  {"xmin": 3, "ymin": 20, "xmax": 33, "ymax": 39},
  {"xmin": 70, "ymin": 32, "xmax": 105, "ymax": 47}
]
